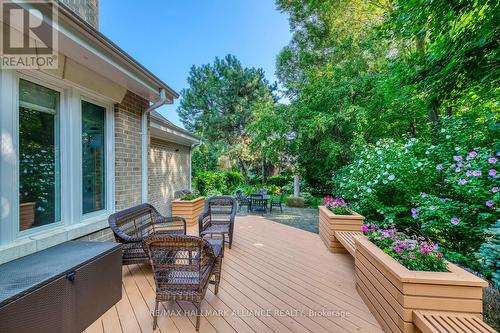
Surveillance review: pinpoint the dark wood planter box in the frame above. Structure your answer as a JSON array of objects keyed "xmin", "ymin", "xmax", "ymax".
[{"xmin": 0, "ymin": 241, "xmax": 122, "ymax": 333}]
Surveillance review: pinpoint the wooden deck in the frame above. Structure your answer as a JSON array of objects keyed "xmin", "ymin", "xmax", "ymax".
[{"xmin": 85, "ymin": 215, "xmax": 383, "ymax": 333}]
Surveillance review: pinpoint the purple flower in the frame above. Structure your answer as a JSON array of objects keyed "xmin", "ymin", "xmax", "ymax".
[
  {"xmin": 486, "ymin": 201, "xmax": 494, "ymax": 207},
  {"xmin": 436, "ymin": 164, "xmax": 444, "ymax": 171},
  {"xmin": 488, "ymin": 157, "xmax": 497, "ymax": 164},
  {"xmin": 468, "ymin": 151, "xmax": 478, "ymax": 158},
  {"xmin": 493, "ymin": 187, "xmax": 499, "ymax": 193},
  {"xmin": 466, "ymin": 171, "xmax": 473, "ymax": 177},
  {"xmin": 409, "ymin": 253, "xmax": 415, "ymax": 259},
  {"xmin": 421, "ymin": 192, "xmax": 427, "ymax": 198},
  {"xmin": 454, "ymin": 156, "xmax": 462, "ymax": 162},
  {"xmin": 489, "ymin": 169, "xmax": 497, "ymax": 177},
  {"xmin": 472, "ymin": 170, "xmax": 482, "ymax": 176},
  {"xmin": 450, "ymin": 217, "xmax": 460, "ymax": 225},
  {"xmin": 458, "ymin": 179, "xmax": 467, "ymax": 185},
  {"xmin": 455, "ymin": 167, "xmax": 461, "ymax": 173}
]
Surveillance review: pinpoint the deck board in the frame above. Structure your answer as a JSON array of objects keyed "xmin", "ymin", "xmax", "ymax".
[{"xmin": 89, "ymin": 215, "xmax": 384, "ymax": 333}]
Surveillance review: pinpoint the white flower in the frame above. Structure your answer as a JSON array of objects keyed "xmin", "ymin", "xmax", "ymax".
[
  {"xmin": 388, "ymin": 175, "xmax": 395, "ymax": 180},
  {"xmin": 383, "ymin": 180, "xmax": 388, "ymax": 184},
  {"xmin": 367, "ymin": 188, "xmax": 372, "ymax": 193},
  {"xmin": 446, "ymin": 135, "xmax": 451, "ymax": 139}
]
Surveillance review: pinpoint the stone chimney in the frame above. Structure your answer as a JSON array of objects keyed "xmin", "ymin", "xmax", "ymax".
[{"xmin": 60, "ymin": 0, "xmax": 99, "ymax": 29}]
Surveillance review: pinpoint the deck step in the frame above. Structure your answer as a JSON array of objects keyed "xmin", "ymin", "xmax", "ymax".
[
  {"xmin": 334, "ymin": 231, "xmax": 362, "ymax": 256},
  {"xmin": 413, "ymin": 310, "xmax": 497, "ymax": 333}
]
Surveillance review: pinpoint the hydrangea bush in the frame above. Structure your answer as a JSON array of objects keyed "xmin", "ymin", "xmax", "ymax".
[
  {"xmin": 362, "ymin": 224, "xmax": 447, "ymax": 272},
  {"xmin": 412, "ymin": 148, "xmax": 499, "ymax": 270},
  {"xmin": 331, "ymin": 117, "xmax": 499, "ymax": 280},
  {"xmin": 323, "ymin": 196, "xmax": 352, "ymax": 215}
]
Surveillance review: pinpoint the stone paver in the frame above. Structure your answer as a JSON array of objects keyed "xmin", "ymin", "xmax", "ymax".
[{"xmin": 237, "ymin": 205, "xmax": 319, "ymax": 233}]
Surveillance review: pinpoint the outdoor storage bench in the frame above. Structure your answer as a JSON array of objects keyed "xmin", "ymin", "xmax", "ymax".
[{"xmin": 0, "ymin": 241, "xmax": 122, "ymax": 333}]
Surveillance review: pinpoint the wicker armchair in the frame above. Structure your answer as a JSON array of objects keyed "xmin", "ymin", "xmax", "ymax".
[
  {"xmin": 108, "ymin": 203, "xmax": 186, "ymax": 265},
  {"xmin": 199, "ymin": 196, "xmax": 237, "ymax": 249},
  {"xmin": 143, "ymin": 235, "xmax": 222, "ymax": 330}
]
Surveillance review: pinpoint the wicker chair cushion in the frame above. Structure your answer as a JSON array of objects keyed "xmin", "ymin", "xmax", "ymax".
[
  {"xmin": 206, "ymin": 239, "xmax": 223, "ymax": 257},
  {"xmin": 200, "ymin": 224, "xmax": 230, "ymax": 235}
]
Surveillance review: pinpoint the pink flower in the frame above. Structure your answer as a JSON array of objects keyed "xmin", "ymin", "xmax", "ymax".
[
  {"xmin": 488, "ymin": 157, "xmax": 497, "ymax": 164},
  {"xmin": 472, "ymin": 170, "xmax": 482, "ymax": 176},
  {"xmin": 409, "ymin": 253, "xmax": 415, "ymax": 259},
  {"xmin": 468, "ymin": 151, "xmax": 478, "ymax": 158},
  {"xmin": 362, "ymin": 225, "xmax": 369, "ymax": 233},
  {"xmin": 489, "ymin": 169, "xmax": 497, "ymax": 177},
  {"xmin": 401, "ymin": 255, "xmax": 407, "ymax": 259},
  {"xmin": 454, "ymin": 156, "xmax": 462, "ymax": 162},
  {"xmin": 450, "ymin": 217, "xmax": 460, "ymax": 225},
  {"xmin": 437, "ymin": 252, "xmax": 443, "ymax": 259},
  {"xmin": 486, "ymin": 201, "xmax": 494, "ymax": 207},
  {"xmin": 466, "ymin": 171, "xmax": 472, "ymax": 177}
]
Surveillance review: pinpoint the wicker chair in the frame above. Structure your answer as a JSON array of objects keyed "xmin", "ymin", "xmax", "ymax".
[
  {"xmin": 108, "ymin": 203, "xmax": 186, "ymax": 265},
  {"xmin": 198, "ymin": 196, "xmax": 237, "ymax": 249},
  {"xmin": 143, "ymin": 235, "xmax": 222, "ymax": 330},
  {"xmin": 270, "ymin": 192, "xmax": 286, "ymax": 213}
]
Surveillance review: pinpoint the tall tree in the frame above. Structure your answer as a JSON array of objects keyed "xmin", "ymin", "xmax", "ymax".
[{"xmin": 178, "ymin": 55, "xmax": 273, "ymax": 183}]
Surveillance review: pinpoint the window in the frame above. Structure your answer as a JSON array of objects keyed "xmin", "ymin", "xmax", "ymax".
[
  {"xmin": 82, "ymin": 100, "xmax": 106, "ymax": 214},
  {"xmin": 18, "ymin": 79, "xmax": 61, "ymax": 231}
]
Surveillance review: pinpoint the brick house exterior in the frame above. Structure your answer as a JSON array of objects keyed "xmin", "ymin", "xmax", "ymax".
[{"xmin": 0, "ymin": 1, "xmax": 198, "ymax": 261}]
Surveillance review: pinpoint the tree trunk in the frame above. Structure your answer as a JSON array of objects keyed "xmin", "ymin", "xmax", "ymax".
[
  {"xmin": 238, "ymin": 157, "xmax": 249, "ymax": 184},
  {"xmin": 262, "ymin": 157, "xmax": 267, "ymax": 184},
  {"xmin": 293, "ymin": 173, "xmax": 300, "ymax": 198}
]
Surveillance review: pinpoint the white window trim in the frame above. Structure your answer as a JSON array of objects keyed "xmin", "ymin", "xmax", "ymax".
[{"xmin": 0, "ymin": 69, "xmax": 115, "ymax": 258}]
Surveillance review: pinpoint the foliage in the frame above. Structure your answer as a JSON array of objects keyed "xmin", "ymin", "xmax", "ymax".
[
  {"xmin": 332, "ymin": 138, "xmax": 437, "ymax": 229},
  {"xmin": 178, "ymin": 54, "xmax": 274, "ymax": 182},
  {"xmin": 412, "ymin": 148, "xmax": 499, "ymax": 269},
  {"xmin": 177, "ymin": 190, "xmax": 202, "ymax": 201},
  {"xmin": 267, "ymin": 175, "xmax": 293, "ymax": 187},
  {"xmin": 194, "ymin": 171, "xmax": 244, "ymax": 196},
  {"xmin": 363, "ymin": 224, "xmax": 447, "ymax": 272},
  {"xmin": 323, "ymin": 197, "xmax": 352, "ymax": 215},
  {"xmin": 477, "ymin": 222, "xmax": 500, "ymax": 288}
]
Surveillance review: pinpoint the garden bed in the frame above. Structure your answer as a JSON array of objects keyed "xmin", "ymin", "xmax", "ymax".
[
  {"xmin": 171, "ymin": 196, "xmax": 205, "ymax": 226},
  {"xmin": 318, "ymin": 205, "xmax": 365, "ymax": 253},
  {"xmin": 354, "ymin": 236, "xmax": 488, "ymax": 333}
]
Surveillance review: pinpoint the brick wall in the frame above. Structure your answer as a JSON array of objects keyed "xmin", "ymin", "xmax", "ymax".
[
  {"xmin": 114, "ymin": 90, "xmax": 148, "ymax": 211},
  {"xmin": 148, "ymin": 138, "xmax": 191, "ymax": 215}
]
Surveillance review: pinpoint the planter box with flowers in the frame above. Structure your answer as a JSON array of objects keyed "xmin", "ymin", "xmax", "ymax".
[
  {"xmin": 171, "ymin": 192, "xmax": 205, "ymax": 227},
  {"xmin": 355, "ymin": 224, "xmax": 488, "ymax": 333},
  {"xmin": 319, "ymin": 197, "xmax": 365, "ymax": 253}
]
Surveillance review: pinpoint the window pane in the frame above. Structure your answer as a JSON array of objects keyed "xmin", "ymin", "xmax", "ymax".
[
  {"xmin": 19, "ymin": 79, "xmax": 60, "ymax": 231},
  {"xmin": 82, "ymin": 100, "xmax": 106, "ymax": 214}
]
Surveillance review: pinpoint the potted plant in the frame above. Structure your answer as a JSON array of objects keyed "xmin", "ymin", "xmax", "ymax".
[
  {"xmin": 355, "ymin": 224, "xmax": 488, "ymax": 333},
  {"xmin": 172, "ymin": 191, "xmax": 205, "ymax": 226},
  {"xmin": 319, "ymin": 197, "xmax": 365, "ymax": 253}
]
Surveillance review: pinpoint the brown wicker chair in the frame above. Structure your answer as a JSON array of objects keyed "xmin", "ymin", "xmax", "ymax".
[
  {"xmin": 198, "ymin": 196, "xmax": 237, "ymax": 249},
  {"xmin": 143, "ymin": 235, "xmax": 222, "ymax": 330},
  {"xmin": 108, "ymin": 203, "xmax": 186, "ymax": 265}
]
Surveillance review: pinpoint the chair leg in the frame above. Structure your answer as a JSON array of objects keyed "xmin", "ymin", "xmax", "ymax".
[
  {"xmin": 280, "ymin": 204, "xmax": 283, "ymax": 213},
  {"xmin": 153, "ymin": 300, "xmax": 159, "ymax": 330},
  {"xmin": 228, "ymin": 232, "xmax": 233, "ymax": 249},
  {"xmin": 195, "ymin": 303, "xmax": 201, "ymax": 331}
]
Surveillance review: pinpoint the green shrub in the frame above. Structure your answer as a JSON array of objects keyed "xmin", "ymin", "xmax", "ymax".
[
  {"xmin": 477, "ymin": 222, "xmax": 500, "ymax": 288},
  {"xmin": 194, "ymin": 171, "xmax": 244, "ymax": 195},
  {"xmin": 267, "ymin": 175, "xmax": 292, "ymax": 187}
]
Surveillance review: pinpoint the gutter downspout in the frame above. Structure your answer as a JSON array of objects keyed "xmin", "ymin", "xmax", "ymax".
[
  {"xmin": 141, "ymin": 89, "xmax": 167, "ymax": 203},
  {"xmin": 189, "ymin": 140, "xmax": 201, "ymax": 191}
]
